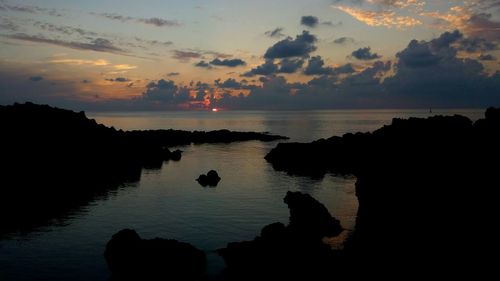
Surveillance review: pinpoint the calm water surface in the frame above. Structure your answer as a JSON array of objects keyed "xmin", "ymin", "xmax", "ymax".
[{"xmin": 0, "ymin": 109, "xmax": 484, "ymax": 280}]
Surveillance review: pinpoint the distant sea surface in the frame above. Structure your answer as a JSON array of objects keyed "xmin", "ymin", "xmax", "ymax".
[{"xmin": 0, "ymin": 109, "xmax": 484, "ymax": 281}]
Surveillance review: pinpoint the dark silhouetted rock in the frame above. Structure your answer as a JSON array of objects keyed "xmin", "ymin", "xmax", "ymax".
[
  {"xmin": 196, "ymin": 170, "xmax": 221, "ymax": 187},
  {"xmin": 284, "ymin": 191, "xmax": 342, "ymax": 239},
  {"xmin": 104, "ymin": 229, "xmax": 206, "ymax": 281},
  {"xmin": 265, "ymin": 109, "xmax": 500, "ymax": 278},
  {"xmin": 218, "ymin": 192, "xmax": 343, "ymax": 280},
  {"xmin": 170, "ymin": 149, "xmax": 182, "ymax": 161}
]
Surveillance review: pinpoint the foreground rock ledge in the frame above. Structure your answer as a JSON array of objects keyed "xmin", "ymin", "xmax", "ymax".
[
  {"xmin": 217, "ymin": 191, "xmax": 343, "ymax": 280},
  {"xmin": 104, "ymin": 229, "xmax": 206, "ymax": 281}
]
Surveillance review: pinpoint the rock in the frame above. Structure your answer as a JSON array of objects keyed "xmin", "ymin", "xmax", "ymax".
[
  {"xmin": 170, "ymin": 149, "xmax": 182, "ymax": 161},
  {"xmin": 265, "ymin": 110, "xmax": 500, "ymax": 278},
  {"xmin": 196, "ymin": 170, "xmax": 221, "ymax": 187},
  {"xmin": 104, "ymin": 229, "xmax": 206, "ymax": 281},
  {"xmin": 284, "ymin": 191, "xmax": 342, "ymax": 239},
  {"xmin": 218, "ymin": 192, "xmax": 343, "ymax": 280}
]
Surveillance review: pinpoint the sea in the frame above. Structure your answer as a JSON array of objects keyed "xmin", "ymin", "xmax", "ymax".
[{"xmin": 0, "ymin": 109, "xmax": 485, "ymax": 281}]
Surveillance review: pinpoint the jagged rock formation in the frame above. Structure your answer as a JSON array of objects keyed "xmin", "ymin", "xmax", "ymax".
[{"xmin": 265, "ymin": 108, "xmax": 500, "ymax": 277}]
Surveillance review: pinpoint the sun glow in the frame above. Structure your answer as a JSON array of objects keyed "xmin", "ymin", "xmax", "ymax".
[{"xmin": 212, "ymin": 108, "xmax": 218, "ymax": 112}]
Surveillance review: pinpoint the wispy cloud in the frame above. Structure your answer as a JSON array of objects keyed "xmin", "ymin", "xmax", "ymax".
[
  {"xmin": 172, "ymin": 50, "xmax": 203, "ymax": 62},
  {"xmin": 93, "ymin": 12, "xmax": 180, "ymax": 27},
  {"xmin": 265, "ymin": 27, "xmax": 285, "ymax": 38},
  {"xmin": 49, "ymin": 59, "xmax": 110, "ymax": 66},
  {"xmin": 172, "ymin": 49, "xmax": 232, "ymax": 62},
  {"xmin": 3, "ymin": 33, "xmax": 126, "ymax": 54},
  {"xmin": 366, "ymin": 0, "xmax": 425, "ymax": 9},
  {"xmin": 0, "ymin": 2, "xmax": 62, "ymax": 16},
  {"xmin": 0, "ymin": 17, "xmax": 19, "ymax": 32},
  {"xmin": 34, "ymin": 22, "xmax": 98, "ymax": 37},
  {"xmin": 114, "ymin": 64, "xmax": 137, "ymax": 70},
  {"xmin": 333, "ymin": 37, "xmax": 356, "ymax": 44}
]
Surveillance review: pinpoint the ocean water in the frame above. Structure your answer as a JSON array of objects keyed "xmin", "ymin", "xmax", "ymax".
[{"xmin": 0, "ymin": 109, "xmax": 484, "ymax": 280}]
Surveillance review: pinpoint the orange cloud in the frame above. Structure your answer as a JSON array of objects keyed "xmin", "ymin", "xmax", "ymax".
[
  {"xmin": 334, "ymin": 5, "xmax": 422, "ymax": 28},
  {"xmin": 113, "ymin": 64, "xmax": 137, "ymax": 70},
  {"xmin": 49, "ymin": 59, "xmax": 110, "ymax": 66}
]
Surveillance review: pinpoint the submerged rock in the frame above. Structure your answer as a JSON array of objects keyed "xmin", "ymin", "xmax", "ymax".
[
  {"xmin": 196, "ymin": 170, "xmax": 221, "ymax": 187},
  {"xmin": 104, "ymin": 229, "xmax": 206, "ymax": 281}
]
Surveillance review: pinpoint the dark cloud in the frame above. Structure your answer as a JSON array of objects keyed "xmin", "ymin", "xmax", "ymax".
[
  {"xmin": 242, "ymin": 60, "xmax": 278, "ymax": 76},
  {"xmin": 304, "ymin": 56, "xmax": 334, "ymax": 75},
  {"xmin": 214, "ymin": 78, "xmax": 256, "ymax": 89},
  {"xmin": 265, "ymin": 27, "xmax": 285, "ymax": 38},
  {"xmin": 142, "ymin": 79, "xmax": 189, "ymax": 103},
  {"xmin": 138, "ymin": 17, "xmax": 180, "ymax": 27},
  {"xmin": 333, "ymin": 37, "xmax": 356, "ymax": 44},
  {"xmin": 210, "ymin": 58, "xmax": 246, "ymax": 67},
  {"xmin": 384, "ymin": 32, "xmax": 499, "ymax": 107},
  {"xmin": 351, "ymin": 47, "xmax": 382, "ymax": 60},
  {"xmin": 94, "ymin": 13, "xmax": 180, "ymax": 27},
  {"xmin": 304, "ymin": 57, "xmax": 356, "ymax": 76},
  {"xmin": 106, "ymin": 77, "xmax": 131, "ymax": 82},
  {"xmin": 4, "ymin": 33, "xmax": 125, "ymax": 54},
  {"xmin": 431, "ymin": 30, "xmax": 463, "ymax": 50},
  {"xmin": 479, "ymin": 54, "xmax": 496, "ymax": 61},
  {"xmin": 396, "ymin": 40, "xmax": 442, "ymax": 68},
  {"xmin": 243, "ymin": 58, "xmax": 306, "ymax": 76},
  {"xmin": 335, "ymin": 63, "xmax": 356, "ymax": 74},
  {"xmin": 172, "ymin": 50, "xmax": 202, "ymax": 61},
  {"xmin": 167, "ymin": 72, "xmax": 180, "ymax": 77},
  {"xmin": 195, "ymin": 61, "xmax": 212, "ymax": 68},
  {"xmin": 264, "ymin": 31, "xmax": 317, "ymax": 59},
  {"xmin": 466, "ymin": 12, "xmax": 500, "ymax": 40},
  {"xmin": 29, "ymin": 76, "xmax": 43, "ymax": 82},
  {"xmin": 301, "ymin": 16, "xmax": 319, "ymax": 28},
  {"xmin": 458, "ymin": 37, "xmax": 498, "ymax": 53},
  {"xmin": 278, "ymin": 58, "xmax": 305, "ymax": 73},
  {"xmin": 214, "ymin": 31, "xmax": 500, "ymax": 109}
]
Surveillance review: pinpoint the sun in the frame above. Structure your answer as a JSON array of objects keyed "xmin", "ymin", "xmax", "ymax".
[{"xmin": 212, "ymin": 108, "xmax": 218, "ymax": 112}]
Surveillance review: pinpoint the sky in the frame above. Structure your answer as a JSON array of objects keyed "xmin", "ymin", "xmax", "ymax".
[{"xmin": 0, "ymin": 0, "xmax": 499, "ymax": 110}]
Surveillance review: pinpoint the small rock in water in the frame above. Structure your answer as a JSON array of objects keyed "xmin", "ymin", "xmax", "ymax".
[{"xmin": 196, "ymin": 170, "xmax": 221, "ymax": 187}]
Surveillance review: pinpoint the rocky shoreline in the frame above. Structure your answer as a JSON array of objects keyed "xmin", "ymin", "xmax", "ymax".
[{"xmin": 0, "ymin": 102, "xmax": 287, "ymax": 237}]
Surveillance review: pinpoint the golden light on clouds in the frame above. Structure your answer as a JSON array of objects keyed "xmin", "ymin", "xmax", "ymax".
[
  {"xmin": 49, "ymin": 59, "xmax": 110, "ymax": 66},
  {"xmin": 113, "ymin": 64, "xmax": 137, "ymax": 70},
  {"xmin": 334, "ymin": 5, "xmax": 422, "ymax": 28}
]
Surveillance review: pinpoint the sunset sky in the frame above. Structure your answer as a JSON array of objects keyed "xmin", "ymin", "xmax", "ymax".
[{"xmin": 1, "ymin": 0, "xmax": 499, "ymax": 110}]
